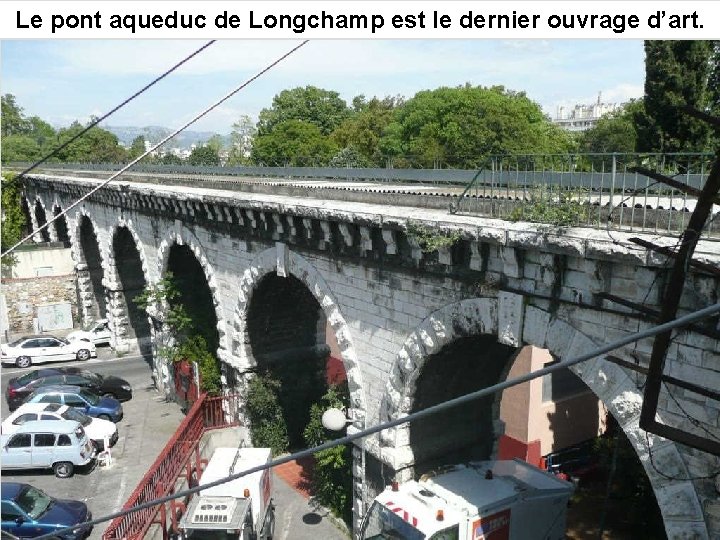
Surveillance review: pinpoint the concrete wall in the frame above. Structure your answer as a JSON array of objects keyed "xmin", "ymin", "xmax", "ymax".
[
  {"xmin": 24, "ymin": 173, "xmax": 720, "ymax": 539},
  {"xmin": 4, "ymin": 245, "xmax": 75, "ymax": 279}
]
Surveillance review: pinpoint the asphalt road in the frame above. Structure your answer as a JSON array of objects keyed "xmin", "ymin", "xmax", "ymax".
[{"xmin": 1, "ymin": 350, "xmax": 348, "ymax": 539}]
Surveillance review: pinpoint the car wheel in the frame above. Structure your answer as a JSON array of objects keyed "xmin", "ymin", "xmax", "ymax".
[
  {"xmin": 76, "ymin": 349, "xmax": 91, "ymax": 361},
  {"xmin": 15, "ymin": 356, "xmax": 31, "ymax": 368},
  {"xmin": 53, "ymin": 461, "xmax": 74, "ymax": 478},
  {"xmin": 98, "ymin": 414, "xmax": 112, "ymax": 421}
]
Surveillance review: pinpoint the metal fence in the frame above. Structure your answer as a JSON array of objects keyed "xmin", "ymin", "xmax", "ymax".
[
  {"xmin": 13, "ymin": 152, "xmax": 719, "ymax": 236},
  {"xmin": 102, "ymin": 393, "xmax": 240, "ymax": 540}
]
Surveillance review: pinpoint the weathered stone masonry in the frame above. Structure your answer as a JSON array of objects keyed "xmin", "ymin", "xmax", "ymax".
[{"xmin": 25, "ymin": 173, "xmax": 720, "ymax": 539}]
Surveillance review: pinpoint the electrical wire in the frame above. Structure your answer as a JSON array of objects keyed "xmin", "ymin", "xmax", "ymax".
[
  {"xmin": 31, "ymin": 301, "xmax": 720, "ymax": 540},
  {"xmin": 1, "ymin": 40, "xmax": 310, "ymax": 258},
  {"xmin": 13, "ymin": 40, "xmax": 216, "ymax": 181}
]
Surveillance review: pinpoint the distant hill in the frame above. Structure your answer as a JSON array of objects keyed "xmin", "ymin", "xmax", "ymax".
[{"xmin": 103, "ymin": 125, "xmax": 231, "ymax": 149}]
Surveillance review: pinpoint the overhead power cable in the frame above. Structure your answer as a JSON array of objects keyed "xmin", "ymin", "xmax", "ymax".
[
  {"xmin": 14, "ymin": 40, "xmax": 216, "ymax": 180},
  {"xmin": 2, "ymin": 40, "xmax": 310, "ymax": 258},
  {"xmin": 33, "ymin": 301, "xmax": 720, "ymax": 540}
]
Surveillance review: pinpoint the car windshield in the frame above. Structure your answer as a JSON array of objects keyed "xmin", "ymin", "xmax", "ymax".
[
  {"xmin": 15, "ymin": 485, "xmax": 53, "ymax": 519},
  {"xmin": 80, "ymin": 370, "xmax": 102, "ymax": 385},
  {"xmin": 16, "ymin": 371, "xmax": 41, "ymax": 384},
  {"xmin": 61, "ymin": 407, "xmax": 91, "ymax": 427},
  {"xmin": 79, "ymin": 388, "xmax": 100, "ymax": 405}
]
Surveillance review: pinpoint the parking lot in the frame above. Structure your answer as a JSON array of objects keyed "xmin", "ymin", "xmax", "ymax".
[{"xmin": 1, "ymin": 351, "xmax": 348, "ymax": 539}]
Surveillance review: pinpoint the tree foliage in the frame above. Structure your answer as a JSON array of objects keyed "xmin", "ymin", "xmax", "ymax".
[
  {"xmin": 579, "ymin": 100, "xmax": 645, "ymax": 154},
  {"xmin": 642, "ymin": 40, "xmax": 715, "ymax": 153},
  {"xmin": 128, "ymin": 136, "xmax": 146, "ymax": 160},
  {"xmin": 245, "ymin": 375, "xmax": 289, "ymax": 455},
  {"xmin": 379, "ymin": 85, "xmax": 574, "ymax": 168},
  {"xmin": 188, "ymin": 144, "xmax": 220, "ymax": 166},
  {"xmin": 257, "ymin": 86, "xmax": 350, "ymax": 137},
  {"xmin": 54, "ymin": 121, "xmax": 127, "ymax": 163},
  {"xmin": 1, "ymin": 94, "xmax": 26, "ymax": 137},
  {"xmin": 227, "ymin": 115, "xmax": 257, "ymax": 166},
  {"xmin": 1, "ymin": 172, "xmax": 26, "ymax": 253},
  {"xmin": 252, "ymin": 120, "xmax": 338, "ymax": 166}
]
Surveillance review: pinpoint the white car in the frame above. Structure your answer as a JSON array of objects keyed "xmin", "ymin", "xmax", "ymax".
[
  {"xmin": 0, "ymin": 335, "xmax": 96, "ymax": 368},
  {"xmin": 1, "ymin": 402, "xmax": 118, "ymax": 450},
  {"xmin": 67, "ymin": 319, "xmax": 111, "ymax": 346}
]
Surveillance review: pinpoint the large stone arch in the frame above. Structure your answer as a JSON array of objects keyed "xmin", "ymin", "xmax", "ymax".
[
  {"xmin": 379, "ymin": 297, "xmax": 708, "ymax": 539},
  {"xmin": 107, "ymin": 218, "xmax": 152, "ymax": 353},
  {"xmin": 69, "ymin": 208, "xmax": 108, "ymax": 324},
  {"xmin": 231, "ymin": 243, "xmax": 365, "ymax": 418},
  {"xmin": 156, "ymin": 225, "xmax": 227, "ymax": 357},
  {"xmin": 31, "ymin": 196, "xmax": 51, "ymax": 242}
]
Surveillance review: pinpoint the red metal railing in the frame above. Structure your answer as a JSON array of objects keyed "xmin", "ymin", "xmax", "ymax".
[{"xmin": 102, "ymin": 393, "xmax": 240, "ymax": 540}]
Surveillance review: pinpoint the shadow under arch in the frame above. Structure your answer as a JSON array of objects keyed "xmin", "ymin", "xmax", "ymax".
[
  {"xmin": 232, "ymin": 244, "xmax": 365, "ymax": 423},
  {"xmin": 72, "ymin": 211, "xmax": 107, "ymax": 321},
  {"xmin": 378, "ymin": 298, "xmax": 708, "ymax": 538}
]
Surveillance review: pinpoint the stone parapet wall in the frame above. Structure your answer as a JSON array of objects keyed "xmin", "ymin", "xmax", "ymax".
[{"xmin": 1, "ymin": 274, "xmax": 79, "ymax": 334}]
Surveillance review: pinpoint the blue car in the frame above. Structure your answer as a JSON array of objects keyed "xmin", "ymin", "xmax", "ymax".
[
  {"xmin": 1, "ymin": 482, "xmax": 91, "ymax": 539},
  {"xmin": 24, "ymin": 385, "xmax": 123, "ymax": 423}
]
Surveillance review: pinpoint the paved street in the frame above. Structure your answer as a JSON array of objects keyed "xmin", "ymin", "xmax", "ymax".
[{"xmin": 1, "ymin": 350, "xmax": 348, "ymax": 539}]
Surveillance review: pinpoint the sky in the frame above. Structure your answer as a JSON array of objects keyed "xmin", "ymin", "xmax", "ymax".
[{"xmin": 1, "ymin": 39, "xmax": 645, "ymax": 135}]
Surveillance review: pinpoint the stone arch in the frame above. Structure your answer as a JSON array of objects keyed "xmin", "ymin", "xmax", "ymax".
[
  {"xmin": 70, "ymin": 208, "xmax": 108, "ymax": 323},
  {"xmin": 232, "ymin": 244, "xmax": 365, "ymax": 419},
  {"xmin": 32, "ymin": 196, "xmax": 51, "ymax": 242},
  {"xmin": 107, "ymin": 218, "xmax": 152, "ymax": 354},
  {"xmin": 156, "ymin": 224, "xmax": 227, "ymax": 357},
  {"xmin": 51, "ymin": 203, "xmax": 70, "ymax": 244},
  {"xmin": 379, "ymin": 298, "xmax": 708, "ymax": 538}
]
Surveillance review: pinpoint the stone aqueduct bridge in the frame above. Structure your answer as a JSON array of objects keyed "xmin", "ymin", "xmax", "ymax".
[{"xmin": 24, "ymin": 172, "xmax": 720, "ymax": 538}]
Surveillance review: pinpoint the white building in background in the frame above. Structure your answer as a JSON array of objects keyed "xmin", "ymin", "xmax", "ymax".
[{"xmin": 552, "ymin": 93, "xmax": 625, "ymax": 132}]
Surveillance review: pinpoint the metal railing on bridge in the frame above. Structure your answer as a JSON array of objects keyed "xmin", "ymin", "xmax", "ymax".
[
  {"xmin": 102, "ymin": 393, "xmax": 241, "ymax": 540},
  {"xmin": 12, "ymin": 152, "xmax": 719, "ymax": 236}
]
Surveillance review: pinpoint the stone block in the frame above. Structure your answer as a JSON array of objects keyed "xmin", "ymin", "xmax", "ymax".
[{"xmin": 497, "ymin": 291, "xmax": 524, "ymax": 346}]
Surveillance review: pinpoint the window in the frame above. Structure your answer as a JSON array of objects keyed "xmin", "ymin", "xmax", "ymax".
[
  {"xmin": 1, "ymin": 502, "xmax": 23, "ymax": 521},
  {"xmin": 34, "ymin": 434, "xmax": 56, "ymax": 447},
  {"xmin": 542, "ymin": 361, "xmax": 590, "ymax": 403},
  {"xmin": 40, "ymin": 414, "xmax": 60, "ymax": 421},
  {"xmin": 65, "ymin": 395, "xmax": 86, "ymax": 407},
  {"xmin": 21, "ymin": 340, "xmax": 40, "ymax": 349},
  {"xmin": 13, "ymin": 413, "xmax": 38, "ymax": 425},
  {"xmin": 38, "ymin": 394, "xmax": 62, "ymax": 404},
  {"xmin": 39, "ymin": 375, "xmax": 64, "ymax": 385},
  {"xmin": 39, "ymin": 339, "xmax": 61, "ymax": 348},
  {"xmin": 7, "ymin": 434, "xmax": 31, "ymax": 448},
  {"xmin": 57, "ymin": 434, "xmax": 71, "ymax": 446},
  {"xmin": 16, "ymin": 370, "xmax": 40, "ymax": 384},
  {"xmin": 65, "ymin": 375, "xmax": 91, "ymax": 386}
]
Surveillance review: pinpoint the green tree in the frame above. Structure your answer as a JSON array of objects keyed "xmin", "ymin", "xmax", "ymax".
[
  {"xmin": 159, "ymin": 152, "xmax": 184, "ymax": 165},
  {"xmin": 245, "ymin": 375, "xmax": 289, "ymax": 455},
  {"xmin": 227, "ymin": 115, "xmax": 256, "ymax": 166},
  {"xmin": 580, "ymin": 100, "xmax": 645, "ymax": 154},
  {"xmin": 1, "ymin": 172, "xmax": 26, "ymax": 252},
  {"xmin": 128, "ymin": 136, "xmax": 146, "ymax": 160},
  {"xmin": 257, "ymin": 86, "xmax": 350, "ymax": 136},
  {"xmin": 1, "ymin": 94, "xmax": 27, "ymax": 136},
  {"xmin": 641, "ymin": 40, "xmax": 714, "ymax": 153},
  {"xmin": 331, "ymin": 96, "xmax": 401, "ymax": 166},
  {"xmin": 251, "ymin": 120, "xmax": 338, "ymax": 166},
  {"xmin": 188, "ymin": 145, "xmax": 220, "ymax": 166},
  {"xmin": 1, "ymin": 135, "xmax": 42, "ymax": 163},
  {"xmin": 380, "ymin": 85, "xmax": 573, "ymax": 168},
  {"xmin": 55, "ymin": 121, "xmax": 127, "ymax": 162}
]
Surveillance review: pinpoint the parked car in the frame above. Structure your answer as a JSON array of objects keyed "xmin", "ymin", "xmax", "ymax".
[
  {"xmin": 67, "ymin": 319, "xmax": 111, "ymax": 346},
  {"xmin": 543, "ymin": 439, "xmax": 601, "ymax": 485},
  {"xmin": 0, "ymin": 336, "xmax": 96, "ymax": 369},
  {"xmin": 2, "ymin": 403, "xmax": 118, "ymax": 450},
  {"xmin": 0, "ymin": 420, "xmax": 96, "ymax": 478},
  {"xmin": 5, "ymin": 366, "xmax": 132, "ymax": 410},
  {"xmin": 1, "ymin": 482, "xmax": 92, "ymax": 539},
  {"xmin": 24, "ymin": 385, "xmax": 123, "ymax": 423}
]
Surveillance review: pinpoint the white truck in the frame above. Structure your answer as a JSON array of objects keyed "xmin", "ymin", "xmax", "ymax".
[
  {"xmin": 360, "ymin": 459, "xmax": 573, "ymax": 540},
  {"xmin": 178, "ymin": 447, "xmax": 275, "ymax": 540}
]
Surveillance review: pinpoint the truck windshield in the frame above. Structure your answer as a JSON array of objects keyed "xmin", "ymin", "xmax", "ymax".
[{"xmin": 361, "ymin": 501, "xmax": 425, "ymax": 540}]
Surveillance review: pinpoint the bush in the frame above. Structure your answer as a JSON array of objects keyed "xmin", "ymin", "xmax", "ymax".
[
  {"xmin": 245, "ymin": 375, "xmax": 289, "ymax": 455},
  {"xmin": 509, "ymin": 186, "xmax": 591, "ymax": 227},
  {"xmin": 175, "ymin": 335, "xmax": 221, "ymax": 395},
  {"xmin": 303, "ymin": 384, "xmax": 353, "ymax": 524}
]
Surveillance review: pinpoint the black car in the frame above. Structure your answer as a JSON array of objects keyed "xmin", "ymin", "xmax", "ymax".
[{"xmin": 5, "ymin": 367, "xmax": 132, "ymax": 411}]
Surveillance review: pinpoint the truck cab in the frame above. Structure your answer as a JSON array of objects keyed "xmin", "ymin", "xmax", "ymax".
[
  {"xmin": 360, "ymin": 459, "xmax": 573, "ymax": 540},
  {"xmin": 178, "ymin": 447, "xmax": 274, "ymax": 540}
]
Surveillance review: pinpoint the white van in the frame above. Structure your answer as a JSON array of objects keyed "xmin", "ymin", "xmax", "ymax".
[{"xmin": 0, "ymin": 420, "xmax": 96, "ymax": 478}]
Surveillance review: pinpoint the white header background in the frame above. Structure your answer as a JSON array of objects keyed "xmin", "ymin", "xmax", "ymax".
[{"xmin": 1, "ymin": 1, "xmax": 719, "ymax": 39}]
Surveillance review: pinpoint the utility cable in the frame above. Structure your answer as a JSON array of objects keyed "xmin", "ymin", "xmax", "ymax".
[
  {"xmin": 2, "ymin": 40, "xmax": 309, "ymax": 258},
  {"xmin": 13, "ymin": 40, "xmax": 216, "ymax": 180},
  {"xmin": 33, "ymin": 301, "xmax": 720, "ymax": 540}
]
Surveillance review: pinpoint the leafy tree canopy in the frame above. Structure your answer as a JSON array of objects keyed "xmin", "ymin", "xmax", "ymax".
[
  {"xmin": 331, "ymin": 95, "xmax": 402, "ymax": 166},
  {"xmin": 128, "ymin": 136, "xmax": 146, "ymax": 159},
  {"xmin": 257, "ymin": 86, "xmax": 351, "ymax": 137},
  {"xmin": 54, "ymin": 121, "xmax": 127, "ymax": 163},
  {"xmin": 227, "ymin": 115, "xmax": 257, "ymax": 166},
  {"xmin": 188, "ymin": 144, "xmax": 220, "ymax": 166},
  {"xmin": 1, "ymin": 172, "xmax": 26, "ymax": 252},
  {"xmin": 379, "ymin": 84, "xmax": 574, "ymax": 168},
  {"xmin": 1, "ymin": 94, "xmax": 26, "ymax": 137},
  {"xmin": 642, "ymin": 40, "xmax": 715, "ymax": 153},
  {"xmin": 252, "ymin": 119, "xmax": 338, "ymax": 166},
  {"xmin": 579, "ymin": 99, "xmax": 645, "ymax": 154}
]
